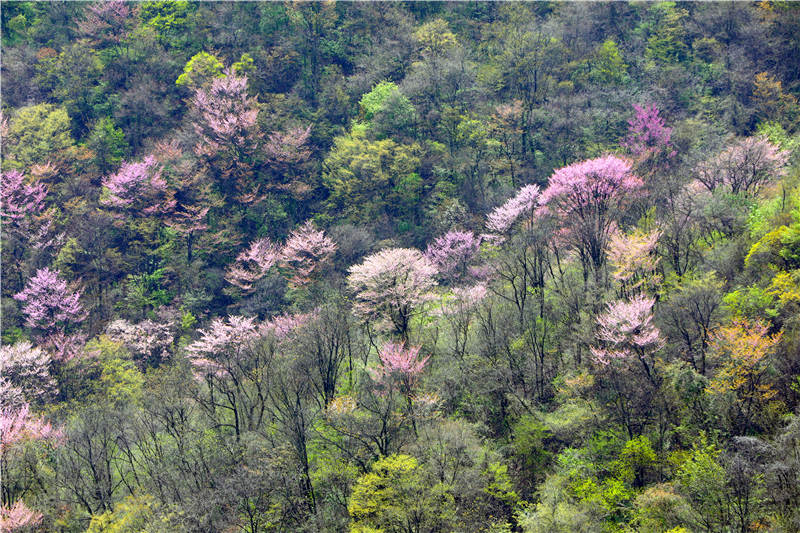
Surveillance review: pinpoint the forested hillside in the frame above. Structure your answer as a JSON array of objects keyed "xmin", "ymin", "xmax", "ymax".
[{"xmin": 2, "ymin": 2, "xmax": 800, "ymax": 531}]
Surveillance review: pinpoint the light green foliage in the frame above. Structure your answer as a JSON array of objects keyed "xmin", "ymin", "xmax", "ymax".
[
  {"xmin": 119, "ymin": 268, "xmax": 172, "ymax": 319},
  {"xmin": 757, "ymin": 121, "xmax": 800, "ymax": 157},
  {"xmin": 3, "ymin": 103, "xmax": 75, "ymax": 169},
  {"xmin": 723, "ymin": 286, "xmax": 779, "ymax": 320},
  {"xmin": 175, "ymin": 51, "xmax": 225, "ymax": 90},
  {"xmin": 359, "ymin": 81, "xmax": 401, "ymax": 122},
  {"xmin": 484, "ymin": 462, "xmax": 520, "ymax": 507},
  {"xmin": 232, "ymin": 52, "xmax": 255, "ymax": 76},
  {"xmin": 631, "ymin": 484, "xmax": 691, "ymax": 533},
  {"xmin": 591, "ymin": 39, "xmax": 627, "ymax": 85},
  {"xmin": 511, "ymin": 415, "xmax": 551, "ymax": 482},
  {"xmin": 140, "ymin": 1, "xmax": 194, "ymax": 47},
  {"xmin": 413, "ymin": 18, "xmax": 457, "ymax": 57},
  {"xmin": 644, "ymin": 2, "xmax": 689, "ymax": 64},
  {"xmin": 348, "ymin": 454, "xmax": 455, "ymax": 533},
  {"xmin": 357, "ymin": 81, "xmax": 416, "ymax": 139},
  {"xmin": 517, "ymin": 472, "xmax": 597, "ymax": 533},
  {"xmin": 615, "ymin": 436, "xmax": 657, "ymax": 486},
  {"xmin": 77, "ymin": 336, "xmax": 145, "ymax": 405},
  {"xmin": 675, "ymin": 440, "xmax": 729, "ymax": 530},
  {"xmin": 323, "ymin": 134, "xmax": 423, "ymax": 224},
  {"xmin": 87, "ymin": 494, "xmax": 175, "ymax": 533}
]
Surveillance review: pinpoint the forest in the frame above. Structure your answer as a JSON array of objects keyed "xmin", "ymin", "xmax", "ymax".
[{"xmin": 2, "ymin": 1, "xmax": 800, "ymax": 531}]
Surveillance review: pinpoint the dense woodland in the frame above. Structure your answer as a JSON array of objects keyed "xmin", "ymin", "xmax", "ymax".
[{"xmin": 2, "ymin": 1, "xmax": 800, "ymax": 531}]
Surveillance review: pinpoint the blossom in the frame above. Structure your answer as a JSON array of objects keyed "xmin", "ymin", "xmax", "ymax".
[
  {"xmin": 590, "ymin": 295, "xmax": 663, "ymax": 366},
  {"xmin": 225, "ymin": 237, "xmax": 281, "ymax": 291},
  {"xmin": 622, "ymin": 103, "xmax": 675, "ymax": 158},
  {"xmin": 696, "ymin": 136, "xmax": 789, "ymax": 196},
  {"xmin": 0, "ymin": 342, "xmax": 57, "ymax": 402},
  {"xmin": 347, "ymin": 248, "xmax": 438, "ymax": 337},
  {"xmin": 370, "ymin": 342, "xmax": 429, "ymax": 392},
  {"xmin": 486, "ymin": 184, "xmax": 541, "ymax": 234},
  {"xmin": 279, "ymin": 221, "xmax": 337, "ymax": 287},
  {"xmin": 258, "ymin": 312, "xmax": 311, "ymax": 339},
  {"xmin": 13, "ymin": 268, "xmax": 85, "ymax": 332},
  {"xmin": 193, "ymin": 71, "xmax": 259, "ymax": 156},
  {"xmin": 100, "ymin": 156, "xmax": 176, "ymax": 216},
  {"xmin": 0, "ymin": 170, "xmax": 47, "ymax": 222},
  {"xmin": 186, "ymin": 316, "xmax": 259, "ymax": 379},
  {"xmin": 0, "ymin": 501, "xmax": 44, "ymax": 531},
  {"xmin": 539, "ymin": 155, "xmax": 642, "ymax": 270},
  {"xmin": 424, "ymin": 230, "xmax": 480, "ymax": 281}
]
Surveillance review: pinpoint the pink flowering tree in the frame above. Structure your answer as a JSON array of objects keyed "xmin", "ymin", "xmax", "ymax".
[
  {"xmin": 225, "ymin": 237, "xmax": 281, "ymax": 292},
  {"xmin": 368, "ymin": 341, "xmax": 431, "ymax": 436},
  {"xmin": 590, "ymin": 295, "xmax": 665, "ymax": 437},
  {"xmin": 0, "ymin": 390, "xmax": 62, "ymax": 451},
  {"xmin": 371, "ymin": 342, "xmax": 430, "ymax": 393},
  {"xmin": 258, "ymin": 312, "xmax": 311, "ymax": 340},
  {"xmin": 279, "ymin": 221, "xmax": 337, "ymax": 288},
  {"xmin": 622, "ymin": 103, "xmax": 675, "ymax": 160},
  {"xmin": 105, "ymin": 319, "xmax": 176, "ymax": 368},
  {"xmin": 539, "ymin": 155, "xmax": 643, "ymax": 279},
  {"xmin": 1, "ymin": 170, "xmax": 53, "ymax": 292},
  {"xmin": 192, "ymin": 71, "xmax": 261, "ymax": 203},
  {"xmin": 485, "ymin": 184, "xmax": 541, "ymax": 235},
  {"xmin": 264, "ymin": 125, "xmax": 313, "ymax": 197},
  {"xmin": 100, "ymin": 156, "xmax": 176, "ymax": 218},
  {"xmin": 78, "ymin": 0, "xmax": 134, "ymax": 50},
  {"xmin": 424, "ymin": 230, "xmax": 480, "ymax": 283},
  {"xmin": 590, "ymin": 295, "xmax": 663, "ymax": 383},
  {"xmin": 696, "ymin": 136, "xmax": 789, "ymax": 196},
  {"xmin": 13, "ymin": 267, "xmax": 85, "ymax": 337},
  {"xmin": 186, "ymin": 314, "xmax": 305, "ymax": 440},
  {"xmin": 1, "ymin": 379, "xmax": 62, "ymax": 531},
  {"xmin": 265, "ymin": 125, "xmax": 312, "ymax": 168},
  {"xmin": 193, "ymin": 72, "xmax": 259, "ymax": 156},
  {"xmin": 0, "ymin": 170, "xmax": 48, "ymax": 223},
  {"xmin": 347, "ymin": 248, "xmax": 438, "ymax": 340},
  {"xmin": 0, "ymin": 501, "xmax": 43, "ymax": 532}
]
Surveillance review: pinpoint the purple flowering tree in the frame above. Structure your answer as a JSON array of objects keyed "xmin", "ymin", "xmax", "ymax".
[
  {"xmin": 424, "ymin": 230, "xmax": 480, "ymax": 283},
  {"xmin": 192, "ymin": 71, "xmax": 261, "ymax": 203},
  {"xmin": 485, "ymin": 184, "xmax": 541, "ymax": 235},
  {"xmin": 225, "ymin": 237, "xmax": 281, "ymax": 292},
  {"xmin": 622, "ymin": 103, "xmax": 675, "ymax": 159},
  {"xmin": 100, "ymin": 156, "xmax": 176, "ymax": 217},
  {"xmin": 13, "ymin": 267, "xmax": 85, "ymax": 337},
  {"xmin": 590, "ymin": 295, "xmax": 663, "ymax": 381},
  {"xmin": 1, "ymin": 170, "xmax": 54, "ymax": 292},
  {"xmin": 589, "ymin": 294, "xmax": 665, "ymax": 437},
  {"xmin": 1, "ymin": 170, "xmax": 48, "ymax": 223}
]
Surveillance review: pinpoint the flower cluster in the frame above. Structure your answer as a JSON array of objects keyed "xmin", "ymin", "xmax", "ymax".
[
  {"xmin": 590, "ymin": 295, "xmax": 663, "ymax": 366},
  {"xmin": 13, "ymin": 267, "xmax": 85, "ymax": 332},
  {"xmin": 486, "ymin": 184, "xmax": 541, "ymax": 234}
]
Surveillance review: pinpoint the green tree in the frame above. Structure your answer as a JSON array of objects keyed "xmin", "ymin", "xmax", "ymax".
[
  {"xmin": 348, "ymin": 454, "xmax": 455, "ymax": 533},
  {"xmin": 175, "ymin": 51, "xmax": 225, "ymax": 91},
  {"xmin": 323, "ymin": 133, "xmax": 424, "ymax": 227},
  {"xmin": 590, "ymin": 39, "xmax": 627, "ymax": 84},
  {"xmin": 3, "ymin": 103, "xmax": 75, "ymax": 169},
  {"xmin": 88, "ymin": 117, "xmax": 128, "ymax": 176}
]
